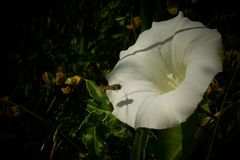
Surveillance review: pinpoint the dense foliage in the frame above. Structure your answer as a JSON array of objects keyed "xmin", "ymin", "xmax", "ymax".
[{"xmin": 1, "ymin": 0, "xmax": 239, "ymax": 159}]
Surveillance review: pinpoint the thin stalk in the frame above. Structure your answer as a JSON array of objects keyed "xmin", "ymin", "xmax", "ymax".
[
  {"xmin": 0, "ymin": 98, "xmax": 45, "ymax": 122},
  {"xmin": 140, "ymin": 0, "xmax": 152, "ymax": 32},
  {"xmin": 206, "ymin": 65, "xmax": 239, "ymax": 159},
  {"xmin": 130, "ymin": 128, "xmax": 150, "ymax": 160},
  {"xmin": 129, "ymin": 1, "xmax": 154, "ymax": 159}
]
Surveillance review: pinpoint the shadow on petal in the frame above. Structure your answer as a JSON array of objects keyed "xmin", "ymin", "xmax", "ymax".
[
  {"xmin": 203, "ymin": 65, "xmax": 220, "ymax": 75},
  {"xmin": 117, "ymin": 99, "xmax": 134, "ymax": 107}
]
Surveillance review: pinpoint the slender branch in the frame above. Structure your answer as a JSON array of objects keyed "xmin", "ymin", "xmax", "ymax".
[
  {"xmin": 0, "ymin": 98, "xmax": 45, "ymax": 122},
  {"xmin": 206, "ymin": 66, "xmax": 239, "ymax": 159}
]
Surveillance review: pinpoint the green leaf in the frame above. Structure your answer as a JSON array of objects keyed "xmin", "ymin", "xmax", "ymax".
[
  {"xmin": 155, "ymin": 125, "xmax": 183, "ymax": 160},
  {"xmin": 106, "ymin": 126, "xmax": 130, "ymax": 138},
  {"xmin": 82, "ymin": 126, "xmax": 106, "ymax": 158},
  {"xmin": 87, "ymin": 99, "xmax": 111, "ymax": 115},
  {"xmin": 102, "ymin": 113, "xmax": 119, "ymax": 127},
  {"xmin": 78, "ymin": 112, "xmax": 104, "ymax": 131},
  {"xmin": 87, "ymin": 99, "xmax": 121, "ymax": 127},
  {"xmin": 201, "ymin": 103, "xmax": 211, "ymax": 113},
  {"xmin": 181, "ymin": 112, "xmax": 199, "ymax": 160},
  {"xmin": 85, "ymin": 79, "xmax": 112, "ymax": 111}
]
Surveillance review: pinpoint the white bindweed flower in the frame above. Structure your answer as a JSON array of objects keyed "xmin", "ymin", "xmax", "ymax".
[{"xmin": 106, "ymin": 11, "xmax": 222, "ymax": 129}]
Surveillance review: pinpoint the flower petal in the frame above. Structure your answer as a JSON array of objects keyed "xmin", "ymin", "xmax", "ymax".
[
  {"xmin": 172, "ymin": 27, "xmax": 222, "ymax": 92},
  {"xmin": 119, "ymin": 11, "xmax": 184, "ymax": 59}
]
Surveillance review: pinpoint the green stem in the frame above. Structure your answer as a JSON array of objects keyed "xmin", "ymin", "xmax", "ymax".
[
  {"xmin": 130, "ymin": 128, "xmax": 150, "ymax": 160},
  {"xmin": 129, "ymin": 1, "xmax": 155, "ymax": 159},
  {"xmin": 140, "ymin": 0, "xmax": 152, "ymax": 31}
]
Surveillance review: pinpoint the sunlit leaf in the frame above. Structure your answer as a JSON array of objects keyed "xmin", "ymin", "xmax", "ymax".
[
  {"xmin": 87, "ymin": 99, "xmax": 121, "ymax": 127},
  {"xmin": 87, "ymin": 99, "xmax": 110, "ymax": 114},
  {"xmin": 201, "ymin": 103, "xmax": 211, "ymax": 113},
  {"xmin": 85, "ymin": 79, "xmax": 112, "ymax": 111},
  {"xmin": 102, "ymin": 113, "xmax": 119, "ymax": 127}
]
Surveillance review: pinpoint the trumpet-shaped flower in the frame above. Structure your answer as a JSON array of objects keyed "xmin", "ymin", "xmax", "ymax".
[{"xmin": 106, "ymin": 11, "xmax": 222, "ymax": 129}]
